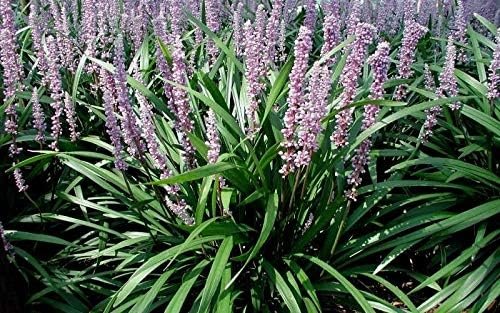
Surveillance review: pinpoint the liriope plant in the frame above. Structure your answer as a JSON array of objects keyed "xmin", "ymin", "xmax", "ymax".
[{"xmin": 0, "ymin": 0, "xmax": 499, "ymax": 312}]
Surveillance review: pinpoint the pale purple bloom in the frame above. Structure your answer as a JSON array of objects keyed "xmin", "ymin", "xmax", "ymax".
[
  {"xmin": 31, "ymin": 87, "xmax": 46, "ymax": 143},
  {"xmin": 29, "ymin": 0, "xmax": 48, "ymax": 77},
  {"xmin": 280, "ymin": 26, "xmax": 313, "ymax": 176},
  {"xmin": 243, "ymin": 17, "xmax": 267, "ymax": 135},
  {"xmin": 165, "ymin": 197, "xmax": 195, "ymax": 225},
  {"xmin": 346, "ymin": 41, "xmax": 390, "ymax": 201},
  {"xmin": 64, "ymin": 93, "xmax": 80, "ymax": 142},
  {"xmin": 99, "ymin": 68, "xmax": 127, "ymax": 170},
  {"xmin": 423, "ymin": 64, "xmax": 435, "ymax": 91},
  {"xmin": 302, "ymin": 213, "xmax": 314, "ymax": 234},
  {"xmin": 172, "ymin": 36, "xmax": 196, "ymax": 168},
  {"xmin": 487, "ymin": 30, "xmax": 500, "ymax": 100},
  {"xmin": 206, "ymin": 0, "xmax": 222, "ymax": 62},
  {"xmin": 266, "ymin": 0, "xmax": 284, "ymax": 64},
  {"xmin": 394, "ymin": 20, "xmax": 428, "ymax": 100},
  {"xmin": 294, "ymin": 62, "xmax": 331, "ymax": 167},
  {"xmin": 0, "ymin": 221, "xmax": 14, "ymax": 253},
  {"xmin": 114, "ymin": 33, "xmax": 144, "ymax": 157},
  {"xmin": 278, "ymin": 18, "xmax": 287, "ymax": 62},
  {"xmin": 80, "ymin": 0, "xmax": 97, "ymax": 52},
  {"xmin": 255, "ymin": 4, "xmax": 268, "ymax": 67},
  {"xmin": 45, "ymin": 36, "xmax": 65, "ymax": 151},
  {"xmin": 13, "ymin": 168, "xmax": 28, "ymax": 192},
  {"xmin": 49, "ymin": 0, "xmax": 74, "ymax": 71},
  {"xmin": 303, "ymin": 0, "xmax": 317, "ymax": 30},
  {"xmin": 422, "ymin": 37, "xmax": 459, "ymax": 140},
  {"xmin": 205, "ymin": 109, "xmax": 221, "ymax": 164},
  {"xmin": 320, "ymin": 2, "xmax": 341, "ymax": 65},
  {"xmin": 454, "ymin": 0, "xmax": 468, "ymax": 63},
  {"xmin": 0, "ymin": 0, "xmax": 23, "ymax": 100},
  {"xmin": 331, "ymin": 23, "xmax": 376, "ymax": 148},
  {"xmin": 1, "ymin": 0, "xmax": 24, "ymax": 161},
  {"xmin": 346, "ymin": 0, "xmax": 362, "ymax": 36},
  {"xmin": 233, "ymin": 2, "xmax": 245, "ymax": 56},
  {"xmin": 136, "ymin": 73, "xmax": 172, "ymax": 179}
]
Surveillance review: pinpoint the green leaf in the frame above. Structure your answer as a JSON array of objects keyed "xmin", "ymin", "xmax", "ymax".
[
  {"xmin": 151, "ymin": 162, "xmax": 236, "ymax": 185},
  {"xmin": 262, "ymin": 260, "xmax": 302, "ymax": 313},
  {"xmin": 197, "ymin": 236, "xmax": 234, "ymax": 313},
  {"xmin": 294, "ymin": 254, "xmax": 376, "ymax": 313},
  {"xmin": 228, "ymin": 193, "xmax": 278, "ymax": 286}
]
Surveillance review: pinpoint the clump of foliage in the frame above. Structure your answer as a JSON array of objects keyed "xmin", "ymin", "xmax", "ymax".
[{"xmin": 1, "ymin": 0, "xmax": 499, "ymax": 312}]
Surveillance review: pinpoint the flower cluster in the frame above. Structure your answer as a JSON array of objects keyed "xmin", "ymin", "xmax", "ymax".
[
  {"xmin": 453, "ymin": 0, "xmax": 468, "ymax": 63},
  {"xmin": 205, "ymin": 109, "xmax": 221, "ymax": 164},
  {"xmin": 46, "ymin": 36, "xmax": 65, "ymax": 151},
  {"xmin": 172, "ymin": 36, "xmax": 196, "ymax": 168},
  {"xmin": 303, "ymin": 0, "xmax": 317, "ymax": 30},
  {"xmin": 321, "ymin": 0, "xmax": 341, "ymax": 65},
  {"xmin": 346, "ymin": 42, "xmax": 391, "ymax": 201},
  {"xmin": 280, "ymin": 26, "xmax": 313, "ymax": 176},
  {"xmin": 294, "ymin": 62, "xmax": 331, "ymax": 167},
  {"xmin": 331, "ymin": 23, "xmax": 376, "ymax": 148},
  {"xmin": 346, "ymin": 0, "xmax": 362, "ymax": 36},
  {"xmin": 423, "ymin": 64, "xmax": 435, "ymax": 91},
  {"xmin": 266, "ymin": 0, "xmax": 284, "ymax": 64},
  {"xmin": 99, "ymin": 68, "xmax": 127, "ymax": 170},
  {"xmin": 114, "ymin": 33, "xmax": 144, "ymax": 158},
  {"xmin": 31, "ymin": 88, "xmax": 46, "ymax": 143},
  {"xmin": 233, "ymin": 2, "xmax": 245, "ymax": 56},
  {"xmin": 206, "ymin": 0, "xmax": 221, "ymax": 62},
  {"xmin": 394, "ymin": 20, "xmax": 428, "ymax": 100},
  {"xmin": 422, "ymin": 37, "xmax": 458, "ymax": 141},
  {"xmin": 487, "ymin": 30, "xmax": 500, "ymax": 100}
]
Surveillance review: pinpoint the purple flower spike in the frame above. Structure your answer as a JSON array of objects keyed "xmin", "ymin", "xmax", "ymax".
[
  {"xmin": 453, "ymin": 0, "xmax": 468, "ymax": 63},
  {"xmin": 394, "ymin": 20, "xmax": 428, "ymax": 100},
  {"xmin": 320, "ymin": 1, "xmax": 341, "ymax": 65},
  {"xmin": 346, "ymin": 0, "xmax": 362, "ymax": 36},
  {"xmin": 99, "ymin": 68, "xmax": 127, "ymax": 171},
  {"xmin": 206, "ymin": 0, "xmax": 222, "ymax": 63},
  {"xmin": 114, "ymin": 33, "xmax": 144, "ymax": 158},
  {"xmin": 64, "ymin": 93, "xmax": 80, "ymax": 142},
  {"xmin": 304, "ymin": 0, "xmax": 317, "ymax": 30},
  {"xmin": 346, "ymin": 41, "xmax": 390, "ymax": 201},
  {"xmin": 487, "ymin": 30, "xmax": 500, "ymax": 101},
  {"xmin": 423, "ymin": 64, "xmax": 435, "ymax": 91},
  {"xmin": 31, "ymin": 88, "xmax": 46, "ymax": 143},
  {"xmin": 422, "ymin": 37, "xmax": 459, "ymax": 141},
  {"xmin": 1, "ymin": 221, "xmax": 15, "ymax": 253},
  {"xmin": 280, "ymin": 26, "xmax": 313, "ymax": 176},
  {"xmin": 331, "ymin": 23, "xmax": 376, "ymax": 148},
  {"xmin": 294, "ymin": 62, "xmax": 331, "ymax": 167},
  {"xmin": 45, "ymin": 36, "xmax": 65, "ymax": 151},
  {"xmin": 266, "ymin": 0, "xmax": 284, "ymax": 64},
  {"xmin": 172, "ymin": 36, "xmax": 196, "ymax": 168},
  {"xmin": 205, "ymin": 109, "xmax": 221, "ymax": 164},
  {"xmin": 13, "ymin": 168, "xmax": 28, "ymax": 192},
  {"xmin": 233, "ymin": 2, "xmax": 245, "ymax": 56}
]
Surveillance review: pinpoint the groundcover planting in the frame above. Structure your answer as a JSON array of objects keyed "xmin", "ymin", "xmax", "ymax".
[{"xmin": 1, "ymin": 0, "xmax": 499, "ymax": 312}]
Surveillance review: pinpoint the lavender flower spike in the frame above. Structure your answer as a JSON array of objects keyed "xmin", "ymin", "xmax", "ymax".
[
  {"xmin": 422, "ymin": 37, "xmax": 458, "ymax": 141},
  {"xmin": 172, "ymin": 36, "xmax": 196, "ymax": 168},
  {"xmin": 331, "ymin": 23, "xmax": 376, "ymax": 148},
  {"xmin": 46, "ymin": 36, "xmax": 65, "ymax": 151},
  {"xmin": 1, "ymin": 0, "xmax": 24, "ymax": 148},
  {"xmin": 13, "ymin": 168, "xmax": 28, "ymax": 192},
  {"xmin": 487, "ymin": 30, "xmax": 500, "ymax": 101},
  {"xmin": 205, "ymin": 109, "xmax": 221, "ymax": 164},
  {"xmin": 99, "ymin": 68, "xmax": 127, "ymax": 170},
  {"xmin": 266, "ymin": 0, "xmax": 284, "ymax": 64},
  {"xmin": 233, "ymin": 2, "xmax": 245, "ymax": 56},
  {"xmin": 394, "ymin": 20, "xmax": 428, "ymax": 100},
  {"xmin": 0, "ymin": 221, "xmax": 14, "ymax": 253},
  {"xmin": 320, "ymin": 1, "xmax": 341, "ymax": 65},
  {"xmin": 279, "ymin": 26, "xmax": 313, "ymax": 176},
  {"xmin": 64, "ymin": 93, "xmax": 80, "ymax": 142},
  {"xmin": 346, "ymin": 0, "xmax": 362, "ymax": 36},
  {"xmin": 114, "ymin": 33, "xmax": 144, "ymax": 157},
  {"xmin": 294, "ymin": 62, "xmax": 331, "ymax": 167},
  {"xmin": 205, "ymin": 0, "xmax": 221, "ymax": 62},
  {"xmin": 453, "ymin": 0, "xmax": 468, "ymax": 63},
  {"xmin": 346, "ymin": 42, "xmax": 390, "ymax": 201},
  {"xmin": 423, "ymin": 64, "xmax": 435, "ymax": 91},
  {"xmin": 304, "ymin": 0, "xmax": 317, "ymax": 30},
  {"xmin": 31, "ymin": 88, "xmax": 46, "ymax": 143}
]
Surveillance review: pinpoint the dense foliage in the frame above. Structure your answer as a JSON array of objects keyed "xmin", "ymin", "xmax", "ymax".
[{"xmin": 1, "ymin": 0, "xmax": 499, "ymax": 312}]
